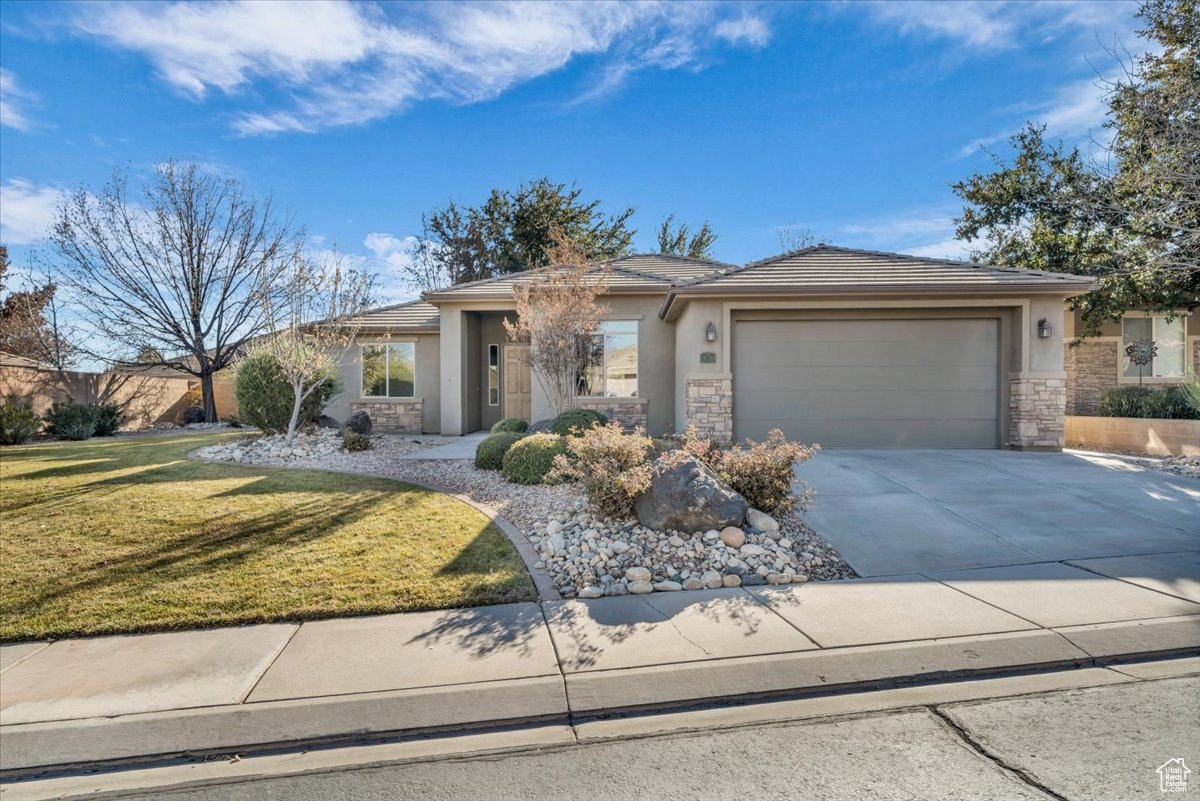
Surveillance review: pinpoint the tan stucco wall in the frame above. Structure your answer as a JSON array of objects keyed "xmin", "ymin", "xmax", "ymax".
[
  {"xmin": 673, "ymin": 299, "xmax": 727, "ymax": 430},
  {"xmin": 1064, "ymin": 307, "xmax": 1200, "ymax": 339},
  {"xmin": 327, "ymin": 333, "xmax": 441, "ymax": 433}
]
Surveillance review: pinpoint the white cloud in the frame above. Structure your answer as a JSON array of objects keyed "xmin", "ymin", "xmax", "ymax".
[
  {"xmin": 72, "ymin": 0, "xmax": 771, "ymax": 135},
  {"xmin": 831, "ymin": 207, "xmax": 974, "ymax": 260},
  {"xmin": 958, "ymin": 74, "xmax": 1113, "ymax": 157},
  {"xmin": 863, "ymin": 1, "xmax": 1018, "ymax": 51},
  {"xmin": 0, "ymin": 179, "xmax": 63, "ymax": 244},
  {"xmin": 0, "ymin": 69, "xmax": 37, "ymax": 131}
]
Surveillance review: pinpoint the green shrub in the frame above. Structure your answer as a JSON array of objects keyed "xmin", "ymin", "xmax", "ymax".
[
  {"xmin": 551, "ymin": 423, "xmax": 653, "ymax": 519},
  {"xmin": 234, "ymin": 347, "xmax": 341, "ymax": 433},
  {"xmin": 550, "ymin": 409, "xmax": 607, "ymax": 437},
  {"xmin": 43, "ymin": 401, "xmax": 97, "ymax": 441},
  {"xmin": 475, "ymin": 431, "xmax": 525, "ymax": 470},
  {"xmin": 0, "ymin": 398, "xmax": 40, "ymax": 445},
  {"xmin": 1180, "ymin": 376, "xmax": 1200, "ymax": 417},
  {"xmin": 715, "ymin": 428, "xmax": 819, "ymax": 515},
  {"xmin": 90, "ymin": 402, "xmax": 123, "ymax": 436},
  {"xmin": 180, "ymin": 405, "xmax": 206, "ymax": 425},
  {"xmin": 1099, "ymin": 385, "xmax": 1200, "ymax": 419},
  {"xmin": 341, "ymin": 430, "xmax": 372, "ymax": 452},
  {"xmin": 501, "ymin": 433, "xmax": 568, "ymax": 485},
  {"xmin": 491, "ymin": 417, "xmax": 529, "ymax": 434}
]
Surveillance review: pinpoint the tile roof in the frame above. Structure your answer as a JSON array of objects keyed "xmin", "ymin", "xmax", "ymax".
[{"xmin": 349, "ymin": 299, "xmax": 441, "ymax": 330}]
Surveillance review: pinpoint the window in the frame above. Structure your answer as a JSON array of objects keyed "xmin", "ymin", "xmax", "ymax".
[
  {"xmin": 362, "ymin": 343, "xmax": 415, "ymax": 397},
  {"xmin": 1122, "ymin": 315, "xmax": 1186, "ymax": 380},
  {"xmin": 488, "ymin": 344, "xmax": 500, "ymax": 406},
  {"xmin": 577, "ymin": 321, "xmax": 638, "ymax": 398}
]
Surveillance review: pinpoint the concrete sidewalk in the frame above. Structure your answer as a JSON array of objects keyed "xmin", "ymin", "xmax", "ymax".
[
  {"xmin": 397, "ymin": 432, "xmax": 490, "ymax": 460},
  {"xmin": 3, "ymin": 558, "xmax": 1198, "ymax": 775}
]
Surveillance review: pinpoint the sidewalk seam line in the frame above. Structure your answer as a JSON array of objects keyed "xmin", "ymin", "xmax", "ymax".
[
  {"xmin": 0, "ymin": 641, "xmax": 52, "ymax": 675},
  {"xmin": 739, "ymin": 586, "xmax": 827, "ymax": 649},
  {"xmin": 919, "ymin": 571, "xmax": 1051, "ymax": 631},
  {"xmin": 536, "ymin": 600, "xmax": 574, "ymax": 736},
  {"xmin": 1060, "ymin": 560, "xmax": 1200, "ymax": 606},
  {"xmin": 240, "ymin": 624, "xmax": 303, "ymax": 704}
]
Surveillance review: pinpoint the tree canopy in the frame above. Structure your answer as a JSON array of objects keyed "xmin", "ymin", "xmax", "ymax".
[
  {"xmin": 952, "ymin": 0, "xmax": 1199, "ymax": 335},
  {"xmin": 657, "ymin": 215, "xmax": 717, "ymax": 259},
  {"xmin": 407, "ymin": 178, "xmax": 635, "ymax": 290},
  {"xmin": 0, "ymin": 245, "xmax": 73, "ymax": 368}
]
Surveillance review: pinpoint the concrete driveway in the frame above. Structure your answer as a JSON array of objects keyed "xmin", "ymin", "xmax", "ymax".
[{"xmin": 796, "ymin": 449, "xmax": 1200, "ymax": 577}]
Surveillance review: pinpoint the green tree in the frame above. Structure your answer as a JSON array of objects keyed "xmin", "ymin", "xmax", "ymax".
[
  {"xmin": 408, "ymin": 178, "xmax": 635, "ymax": 290},
  {"xmin": 656, "ymin": 214, "xmax": 717, "ymax": 258},
  {"xmin": 951, "ymin": 0, "xmax": 1199, "ymax": 335},
  {"xmin": 0, "ymin": 245, "xmax": 73, "ymax": 367}
]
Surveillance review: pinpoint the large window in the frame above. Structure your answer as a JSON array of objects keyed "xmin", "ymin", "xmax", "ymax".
[
  {"xmin": 1122, "ymin": 315, "xmax": 1186, "ymax": 380},
  {"xmin": 362, "ymin": 343, "xmax": 416, "ymax": 397},
  {"xmin": 577, "ymin": 320, "xmax": 638, "ymax": 398}
]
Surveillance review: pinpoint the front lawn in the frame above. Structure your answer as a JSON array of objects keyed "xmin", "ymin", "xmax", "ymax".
[{"xmin": 0, "ymin": 433, "xmax": 534, "ymax": 642}]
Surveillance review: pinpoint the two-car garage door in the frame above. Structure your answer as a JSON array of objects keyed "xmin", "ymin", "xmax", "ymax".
[{"xmin": 732, "ymin": 317, "xmax": 1000, "ymax": 448}]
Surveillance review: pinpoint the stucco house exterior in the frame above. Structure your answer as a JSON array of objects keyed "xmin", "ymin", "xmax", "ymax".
[
  {"xmin": 323, "ymin": 245, "xmax": 1097, "ymax": 450},
  {"xmin": 1064, "ymin": 307, "xmax": 1200, "ymax": 416}
]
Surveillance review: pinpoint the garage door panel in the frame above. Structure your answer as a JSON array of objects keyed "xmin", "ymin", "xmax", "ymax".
[
  {"xmin": 732, "ymin": 318, "xmax": 1000, "ymax": 448},
  {"xmin": 734, "ymin": 364, "xmax": 999, "ymax": 392},
  {"xmin": 734, "ymin": 418, "xmax": 998, "ymax": 449}
]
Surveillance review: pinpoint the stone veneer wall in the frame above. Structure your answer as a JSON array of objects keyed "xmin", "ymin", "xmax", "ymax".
[
  {"xmin": 1064, "ymin": 340, "xmax": 1118, "ymax": 416},
  {"xmin": 1008, "ymin": 377, "xmax": 1066, "ymax": 449},
  {"xmin": 350, "ymin": 399, "xmax": 423, "ymax": 433},
  {"xmin": 575, "ymin": 398, "xmax": 648, "ymax": 430},
  {"xmin": 684, "ymin": 376, "xmax": 733, "ymax": 443}
]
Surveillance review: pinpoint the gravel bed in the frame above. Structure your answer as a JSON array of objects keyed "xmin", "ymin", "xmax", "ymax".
[
  {"xmin": 195, "ymin": 433, "xmax": 857, "ymax": 598},
  {"xmin": 1070, "ymin": 447, "xmax": 1200, "ymax": 479}
]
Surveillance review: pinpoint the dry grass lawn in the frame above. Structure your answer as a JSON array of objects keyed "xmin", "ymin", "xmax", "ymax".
[{"xmin": 0, "ymin": 433, "xmax": 534, "ymax": 642}]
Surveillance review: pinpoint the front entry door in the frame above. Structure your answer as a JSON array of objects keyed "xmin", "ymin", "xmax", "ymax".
[{"xmin": 503, "ymin": 345, "xmax": 532, "ymax": 422}]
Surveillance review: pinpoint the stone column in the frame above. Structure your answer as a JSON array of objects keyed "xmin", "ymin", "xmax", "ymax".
[
  {"xmin": 1008, "ymin": 376, "xmax": 1066, "ymax": 450},
  {"xmin": 684, "ymin": 376, "xmax": 733, "ymax": 443}
]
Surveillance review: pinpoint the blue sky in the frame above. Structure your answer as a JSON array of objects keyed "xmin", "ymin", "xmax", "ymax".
[{"xmin": 0, "ymin": 0, "xmax": 1143, "ymax": 302}]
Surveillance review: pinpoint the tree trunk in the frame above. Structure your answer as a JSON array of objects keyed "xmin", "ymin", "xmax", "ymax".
[
  {"xmin": 200, "ymin": 371, "xmax": 218, "ymax": 423},
  {"xmin": 285, "ymin": 380, "xmax": 305, "ymax": 446}
]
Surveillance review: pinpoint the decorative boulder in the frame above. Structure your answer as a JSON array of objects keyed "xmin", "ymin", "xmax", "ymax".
[
  {"xmin": 317, "ymin": 415, "xmax": 342, "ymax": 429},
  {"xmin": 634, "ymin": 455, "xmax": 748, "ymax": 533},
  {"xmin": 527, "ymin": 419, "xmax": 554, "ymax": 434},
  {"xmin": 341, "ymin": 410, "xmax": 372, "ymax": 436}
]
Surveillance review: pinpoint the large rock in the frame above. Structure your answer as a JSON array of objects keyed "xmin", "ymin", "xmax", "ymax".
[
  {"xmin": 634, "ymin": 455, "xmax": 748, "ymax": 533},
  {"xmin": 341, "ymin": 410, "xmax": 372, "ymax": 436},
  {"xmin": 527, "ymin": 419, "xmax": 554, "ymax": 434},
  {"xmin": 317, "ymin": 414, "xmax": 342, "ymax": 429}
]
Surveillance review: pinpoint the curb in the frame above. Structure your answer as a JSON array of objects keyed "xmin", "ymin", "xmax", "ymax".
[{"xmin": 3, "ymin": 622, "xmax": 1196, "ymax": 779}]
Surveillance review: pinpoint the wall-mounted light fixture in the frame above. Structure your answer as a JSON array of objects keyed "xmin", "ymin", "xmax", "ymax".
[
  {"xmin": 1037, "ymin": 318, "xmax": 1052, "ymax": 339},
  {"xmin": 705, "ymin": 321, "xmax": 717, "ymax": 342}
]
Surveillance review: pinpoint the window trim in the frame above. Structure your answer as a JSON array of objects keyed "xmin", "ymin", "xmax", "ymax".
[
  {"xmin": 487, "ymin": 343, "xmax": 500, "ymax": 406},
  {"xmin": 1117, "ymin": 312, "xmax": 1190, "ymax": 384},
  {"xmin": 360, "ymin": 342, "xmax": 417, "ymax": 399},
  {"xmin": 576, "ymin": 319, "xmax": 639, "ymax": 399}
]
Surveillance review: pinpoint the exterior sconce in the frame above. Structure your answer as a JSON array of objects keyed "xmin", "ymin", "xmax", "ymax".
[
  {"xmin": 1037, "ymin": 318, "xmax": 1052, "ymax": 339},
  {"xmin": 705, "ymin": 321, "xmax": 717, "ymax": 342}
]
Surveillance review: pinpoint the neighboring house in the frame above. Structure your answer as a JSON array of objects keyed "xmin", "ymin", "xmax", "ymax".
[
  {"xmin": 1065, "ymin": 308, "xmax": 1200, "ymax": 415},
  {"xmin": 323, "ymin": 245, "xmax": 1095, "ymax": 450}
]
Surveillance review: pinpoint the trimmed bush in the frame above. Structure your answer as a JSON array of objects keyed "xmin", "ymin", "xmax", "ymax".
[
  {"xmin": 341, "ymin": 430, "xmax": 372, "ymax": 452},
  {"xmin": 501, "ymin": 433, "xmax": 568, "ymax": 485},
  {"xmin": 551, "ymin": 422, "xmax": 653, "ymax": 518},
  {"xmin": 180, "ymin": 405, "xmax": 206, "ymax": 425},
  {"xmin": 90, "ymin": 402, "xmax": 123, "ymax": 437},
  {"xmin": 1099, "ymin": 385, "xmax": 1200, "ymax": 419},
  {"xmin": 475, "ymin": 431, "xmax": 525, "ymax": 470},
  {"xmin": 713, "ymin": 428, "xmax": 819, "ymax": 515},
  {"xmin": 234, "ymin": 347, "xmax": 341, "ymax": 433},
  {"xmin": 43, "ymin": 401, "xmax": 97, "ymax": 441},
  {"xmin": 491, "ymin": 417, "xmax": 529, "ymax": 434},
  {"xmin": 0, "ymin": 398, "xmax": 40, "ymax": 445},
  {"xmin": 550, "ymin": 408, "xmax": 607, "ymax": 437}
]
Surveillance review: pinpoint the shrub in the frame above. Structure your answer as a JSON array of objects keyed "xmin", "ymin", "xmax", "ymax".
[
  {"xmin": 222, "ymin": 414, "xmax": 242, "ymax": 428},
  {"xmin": 180, "ymin": 405, "xmax": 206, "ymax": 425},
  {"xmin": 341, "ymin": 430, "xmax": 372, "ymax": 452},
  {"xmin": 713, "ymin": 428, "xmax": 819, "ymax": 516},
  {"xmin": 501, "ymin": 433, "xmax": 567, "ymax": 485},
  {"xmin": 1181, "ymin": 376, "xmax": 1200, "ymax": 417},
  {"xmin": 43, "ymin": 401, "xmax": 97, "ymax": 441},
  {"xmin": 550, "ymin": 408, "xmax": 607, "ymax": 437},
  {"xmin": 235, "ymin": 347, "xmax": 341, "ymax": 433},
  {"xmin": 551, "ymin": 422, "xmax": 653, "ymax": 518},
  {"xmin": 90, "ymin": 402, "xmax": 123, "ymax": 436},
  {"xmin": 1099, "ymin": 385, "xmax": 1200, "ymax": 419},
  {"xmin": 0, "ymin": 398, "xmax": 40, "ymax": 445},
  {"xmin": 491, "ymin": 417, "xmax": 529, "ymax": 434},
  {"xmin": 475, "ymin": 431, "xmax": 525, "ymax": 470}
]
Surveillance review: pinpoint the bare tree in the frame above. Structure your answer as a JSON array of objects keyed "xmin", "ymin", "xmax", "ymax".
[
  {"xmin": 256, "ymin": 250, "xmax": 375, "ymax": 445},
  {"xmin": 50, "ymin": 161, "xmax": 300, "ymax": 421},
  {"xmin": 504, "ymin": 228, "xmax": 610, "ymax": 416},
  {"xmin": 0, "ymin": 247, "xmax": 76, "ymax": 369},
  {"xmin": 775, "ymin": 226, "xmax": 822, "ymax": 252}
]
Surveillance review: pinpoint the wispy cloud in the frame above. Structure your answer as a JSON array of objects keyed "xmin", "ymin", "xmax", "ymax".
[
  {"xmin": 0, "ymin": 178, "xmax": 63, "ymax": 244},
  {"xmin": 832, "ymin": 207, "xmax": 972, "ymax": 260},
  {"xmin": 0, "ymin": 69, "xmax": 37, "ymax": 131},
  {"xmin": 958, "ymin": 75, "xmax": 1113, "ymax": 157},
  {"xmin": 71, "ymin": 0, "xmax": 772, "ymax": 135}
]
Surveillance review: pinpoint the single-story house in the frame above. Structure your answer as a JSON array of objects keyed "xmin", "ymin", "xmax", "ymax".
[
  {"xmin": 1065, "ymin": 308, "xmax": 1200, "ymax": 415},
  {"xmin": 322, "ymin": 245, "xmax": 1098, "ymax": 450}
]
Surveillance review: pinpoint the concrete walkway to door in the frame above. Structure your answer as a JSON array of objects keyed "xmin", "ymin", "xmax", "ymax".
[
  {"xmin": 398, "ymin": 432, "xmax": 491, "ymax": 460},
  {"xmin": 795, "ymin": 449, "xmax": 1200, "ymax": 577}
]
